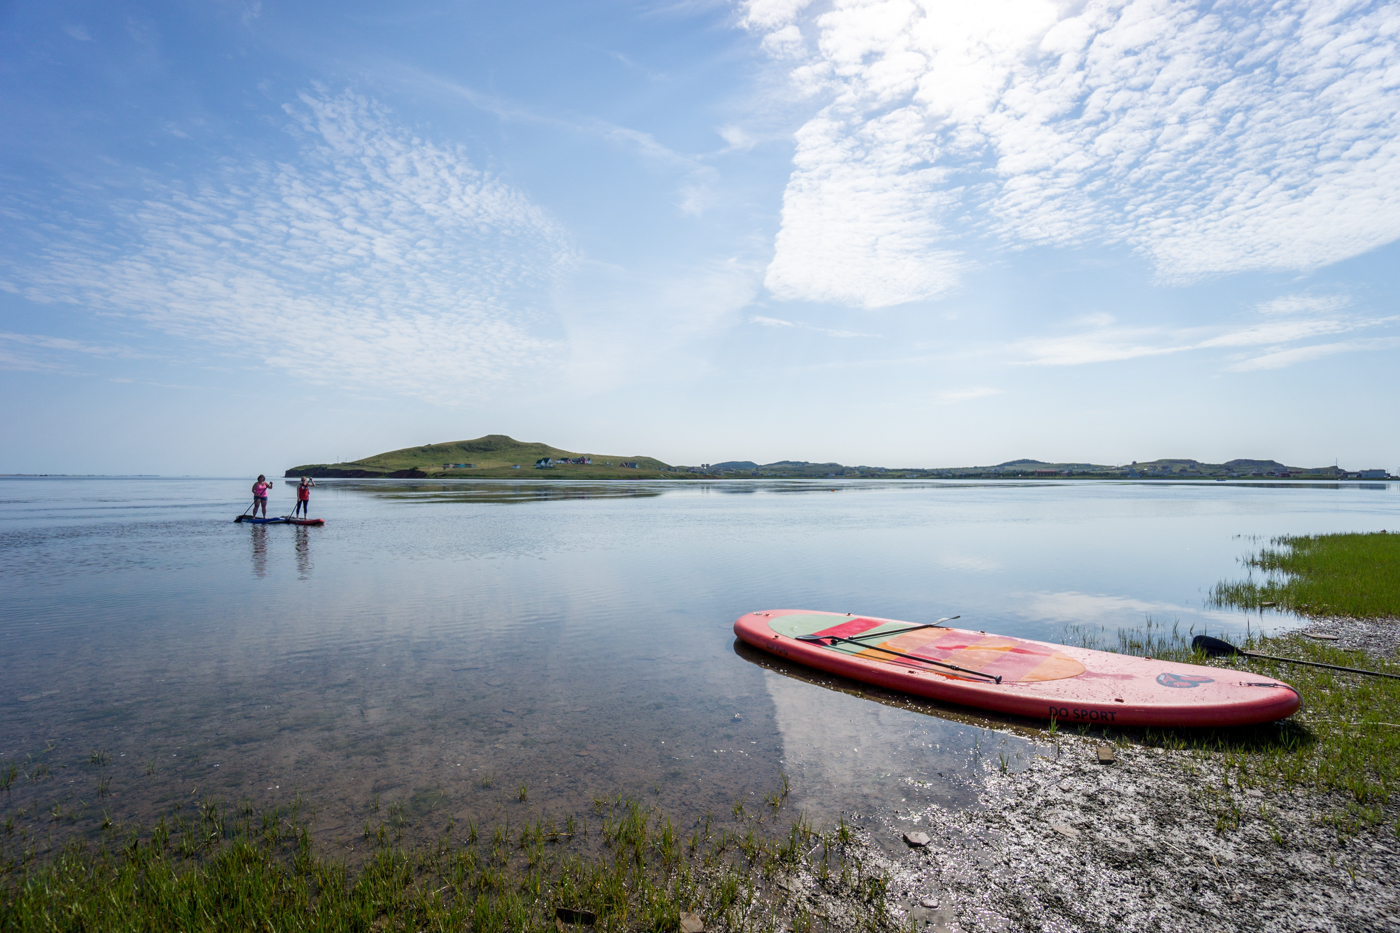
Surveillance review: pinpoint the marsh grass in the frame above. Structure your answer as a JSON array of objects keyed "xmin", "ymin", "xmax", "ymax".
[
  {"xmin": 0, "ymin": 790, "xmax": 895, "ymax": 933},
  {"xmin": 1209, "ymin": 531, "xmax": 1400, "ymax": 617}
]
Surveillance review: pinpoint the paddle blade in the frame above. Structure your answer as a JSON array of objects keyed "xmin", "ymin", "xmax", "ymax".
[{"xmin": 1192, "ymin": 634, "xmax": 1243, "ymax": 657}]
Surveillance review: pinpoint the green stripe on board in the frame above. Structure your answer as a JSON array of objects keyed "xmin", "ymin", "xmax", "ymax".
[{"xmin": 767, "ymin": 613, "xmax": 912, "ymax": 654}]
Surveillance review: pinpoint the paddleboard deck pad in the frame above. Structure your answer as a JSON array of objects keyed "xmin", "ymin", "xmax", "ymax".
[{"xmin": 735, "ymin": 610, "xmax": 1300, "ymax": 727}]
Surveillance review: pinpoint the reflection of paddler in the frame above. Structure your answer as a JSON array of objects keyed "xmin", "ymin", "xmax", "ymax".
[
  {"xmin": 293, "ymin": 476, "xmax": 316, "ymax": 518},
  {"xmin": 251, "ymin": 474, "xmax": 272, "ymax": 519}
]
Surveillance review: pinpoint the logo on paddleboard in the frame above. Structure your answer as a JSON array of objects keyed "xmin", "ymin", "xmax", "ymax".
[{"xmin": 1156, "ymin": 672, "xmax": 1214, "ymax": 689}]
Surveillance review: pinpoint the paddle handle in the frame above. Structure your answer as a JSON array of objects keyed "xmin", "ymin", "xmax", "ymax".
[{"xmin": 1244, "ymin": 650, "xmax": 1400, "ymax": 681}]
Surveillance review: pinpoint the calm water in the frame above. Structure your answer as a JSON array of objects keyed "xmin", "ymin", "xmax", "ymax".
[{"xmin": 2, "ymin": 477, "xmax": 1397, "ymax": 846}]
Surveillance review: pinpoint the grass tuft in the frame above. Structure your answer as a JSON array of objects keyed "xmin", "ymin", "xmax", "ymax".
[
  {"xmin": 0, "ymin": 792, "xmax": 894, "ymax": 933},
  {"xmin": 1209, "ymin": 531, "xmax": 1400, "ymax": 617}
]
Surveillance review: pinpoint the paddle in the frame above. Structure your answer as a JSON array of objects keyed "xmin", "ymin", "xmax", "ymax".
[
  {"xmin": 796, "ymin": 631, "xmax": 1002, "ymax": 683},
  {"xmin": 839, "ymin": 616, "xmax": 961, "ymax": 642},
  {"xmin": 1192, "ymin": 634, "xmax": 1400, "ymax": 681},
  {"xmin": 235, "ymin": 499, "xmax": 255, "ymax": 523}
]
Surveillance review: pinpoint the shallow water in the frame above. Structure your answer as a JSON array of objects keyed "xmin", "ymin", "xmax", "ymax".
[{"xmin": 1, "ymin": 477, "xmax": 1396, "ymax": 845}]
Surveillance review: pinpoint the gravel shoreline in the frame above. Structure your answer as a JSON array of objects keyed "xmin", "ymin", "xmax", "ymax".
[
  {"xmin": 830, "ymin": 622, "xmax": 1400, "ymax": 933},
  {"xmin": 1288, "ymin": 615, "xmax": 1400, "ymax": 660},
  {"xmin": 869, "ymin": 734, "xmax": 1399, "ymax": 933}
]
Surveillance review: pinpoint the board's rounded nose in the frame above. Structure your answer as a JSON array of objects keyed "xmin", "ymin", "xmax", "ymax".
[{"xmin": 734, "ymin": 610, "xmax": 778, "ymax": 640}]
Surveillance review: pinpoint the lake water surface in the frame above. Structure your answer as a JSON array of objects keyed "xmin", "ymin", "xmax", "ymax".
[{"xmin": 2, "ymin": 477, "xmax": 1397, "ymax": 847}]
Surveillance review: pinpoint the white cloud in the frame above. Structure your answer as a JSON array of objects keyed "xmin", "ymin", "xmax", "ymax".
[
  {"xmin": 1227, "ymin": 338, "xmax": 1400, "ymax": 372},
  {"xmin": 1023, "ymin": 591, "xmax": 1239, "ymax": 627},
  {"xmin": 741, "ymin": 0, "xmax": 814, "ymax": 30},
  {"xmin": 755, "ymin": 0, "xmax": 1400, "ymax": 307},
  {"xmin": 0, "ymin": 332, "xmax": 147, "ymax": 374},
  {"xmin": 1255, "ymin": 294, "xmax": 1351, "ymax": 317},
  {"xmin": 1196, "ymin": 317, "xmax": 1390, "ymax": 349},
  {"xmin": 718, "ymin": 125, "xmax": 759, "ymax": 150},
  {"xmin": 750, "ymin": 314, "xmax": 878, "ymax": 337},
  {"xmin": 8, "ymin": 91, "xmax": 571, "ymax": 401},
  {"xmin": 1014, "ymin": 330, "xmax": 1185, "ymax": 367},
  {"xmin": 760, "ymin": 24, "xmax": 807, "ymax": 58},
  {"xmin": 64, "ymin": 24, "xmax": 92, "ymax": 41},
  {"xmin": 937, "ymin": 386, "xmax": 1001, "ymax": 403},
  {"xmin": 1012, "ymin": 310, "xmax": 1396, "ymax": 369}
]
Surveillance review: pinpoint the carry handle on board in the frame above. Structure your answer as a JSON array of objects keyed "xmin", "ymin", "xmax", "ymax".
[{"xmin": 1192, "ymin": 634, "xmax": 1400, "ymax": 681}]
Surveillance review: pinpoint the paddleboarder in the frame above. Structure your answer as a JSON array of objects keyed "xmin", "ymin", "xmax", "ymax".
[
  {"xmin": 293, "ymin": 476, "xmax": 315, "ymax": 518},
  {"xmin": 251, "ymin": 474, "xmax": 272, "ymax": 519}
]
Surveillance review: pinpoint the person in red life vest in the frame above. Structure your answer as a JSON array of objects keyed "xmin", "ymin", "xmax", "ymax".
[
  {"xmin": 293, "ymin": 476, "xmax": 315, "ymax": 518},
  {"xmin": 251, "ymin": 475, "xmax": 272, "ymax": 518}
]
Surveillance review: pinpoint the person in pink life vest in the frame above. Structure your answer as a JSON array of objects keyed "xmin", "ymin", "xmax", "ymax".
[
  {"xmin": 251, "ymin": 475, "xmax": 272, "ymax": 518},
  {"xmin": 294, "ymin": 476, "xmax": 315, "ymax": 518}
]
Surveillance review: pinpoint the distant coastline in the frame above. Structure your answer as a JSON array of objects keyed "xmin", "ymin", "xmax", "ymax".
[{"xmin": 285, "ymin": 436, "xmax": 1393, "ymax": 481}]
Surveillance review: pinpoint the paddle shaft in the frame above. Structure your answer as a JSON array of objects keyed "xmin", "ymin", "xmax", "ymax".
[
  {"xmin": 1242, "ymin": 650, "xmax": 1400, "ymax": 681},
  {"xmin": 799, "ymin": 633, "xmax": 1002, "ymax": 683},
  {"xmin": 839, "ymin": 617, "xmax": 961, "ymax": 643}
]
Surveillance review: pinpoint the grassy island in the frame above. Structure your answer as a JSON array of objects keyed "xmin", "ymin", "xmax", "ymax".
[{"xmin": 286, "ymin": 435, "xmax": 705, "ymax": 480}]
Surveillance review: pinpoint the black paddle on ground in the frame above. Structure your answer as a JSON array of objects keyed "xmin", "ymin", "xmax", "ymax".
[{"xmin": 1192, "ymin": 634, "xmax": 1400, "ymax": 681}]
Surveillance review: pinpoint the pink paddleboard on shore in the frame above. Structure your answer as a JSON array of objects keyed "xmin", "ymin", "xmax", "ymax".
[{"xmin": 735, "ymin": 610, "xmax": 1300, "ymax": 728}]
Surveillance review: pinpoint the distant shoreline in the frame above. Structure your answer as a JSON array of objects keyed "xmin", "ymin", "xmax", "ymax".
[{"xmin": 2, "ymin": 474, "xmax": 1393, "ymax": 483}]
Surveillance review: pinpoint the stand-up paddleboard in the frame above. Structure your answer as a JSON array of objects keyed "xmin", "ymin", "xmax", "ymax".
[
  {"xmin": 735, "ymin": 610, "xmax": 1300, "ymax": 728},
  {"xmin": 234, "ymin": 515, "xmax": 324, "ymax": 525}
]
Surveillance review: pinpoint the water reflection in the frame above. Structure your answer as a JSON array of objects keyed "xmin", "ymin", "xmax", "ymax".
[
  {"xmin": 2, "ymin": 476, "xmax": 1398, "ymax": 856},
  {"xmin": 348, "ymin": 481, "xmax": 665, "ymax": 504},
  {"xmin": 733, "ymin": 639, "xmax": 1041, "ymax": 820},
  {"xmin": 295, "ymin": 526, "xmax": 313, "ymax": 579},
  {"xmin": 249, "ymin": 523, "xmax": 268, "ymax": 578}
]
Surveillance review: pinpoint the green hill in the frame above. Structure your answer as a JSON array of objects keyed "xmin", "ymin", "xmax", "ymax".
[{"xmin": 285, "ymin": 435, "xmax": 696, "ymax": 479}]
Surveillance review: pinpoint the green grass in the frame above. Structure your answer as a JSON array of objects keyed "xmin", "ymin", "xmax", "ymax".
[
  {"xmin": 1209, "ymin": 531, "xmax": 1400, "ymax": 617},
  {"xmin": 0, "ymin": 790, "xmax": 896, "ymax": 933}
]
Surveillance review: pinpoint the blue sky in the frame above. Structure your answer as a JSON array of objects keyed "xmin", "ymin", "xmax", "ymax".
[{"xmin": 2, "ymin": 0, "xmax": 1397, "ymax": 475}]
